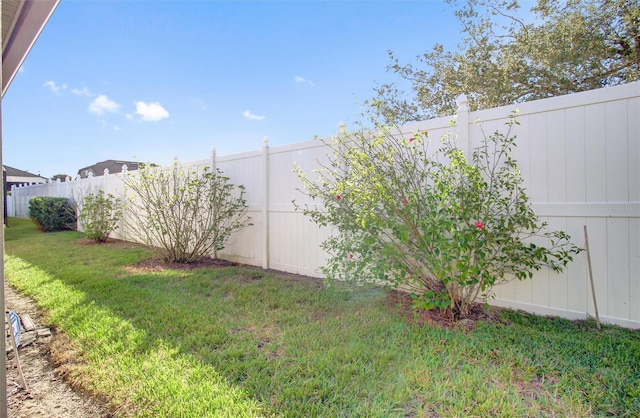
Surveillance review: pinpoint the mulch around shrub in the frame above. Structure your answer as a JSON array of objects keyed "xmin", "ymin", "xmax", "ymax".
[{"xmin": 384, "ymin": 289, "xmax": 506, "ymax": 330}]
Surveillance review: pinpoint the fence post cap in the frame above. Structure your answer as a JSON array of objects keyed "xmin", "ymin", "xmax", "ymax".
[{"xmin": 456, "ymin": 94, "xmax": 469, "ymax": 111}]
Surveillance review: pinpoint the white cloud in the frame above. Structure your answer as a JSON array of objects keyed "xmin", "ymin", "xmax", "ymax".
[
  {"xmin": 43, "ymin": 80, "xmax": 67, "ymax": 94},
  {"xmin": 134, "ymin": 101, "xmax": 169, "ymax": 122},
  {"xmin": 243, "ymin": 110, "xmax": 265, "ymax": 121},
  {"xmin": 71, "ymin": 86, "xmax": 94, "ymax": 97},
  {"xmin": 89, "ymin": 94, "xmax": 120, "ymax": 115},
  {"xmin": 295, "ymin": 75, "xmax": 315, "ymax": 87}
]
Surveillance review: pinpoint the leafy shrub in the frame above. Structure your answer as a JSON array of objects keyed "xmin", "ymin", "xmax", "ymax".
[
  {"xmin": 295, "ymin": 112, "xmax": 581, "ymax": 318},
  {"xmin": 78, "ymin": 189, "xmax": 123, "ymax": 242},
  {"xmin": 28, "ymin": 196, "xmax": 76, "ymax": 232},
  {"xmin": 123, "ymin": 161, "xmax": 251, "ymax": 263}
]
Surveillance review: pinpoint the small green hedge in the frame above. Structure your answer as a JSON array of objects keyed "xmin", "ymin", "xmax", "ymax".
[{"xmin": 28, "ymin": 196, "xmax": 77, "ymax": 232}]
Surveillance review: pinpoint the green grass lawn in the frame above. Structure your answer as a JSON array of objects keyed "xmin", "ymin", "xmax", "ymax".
[{"xmin": 4, "ymin": 217, "xmax": 639, "ymax": 417}]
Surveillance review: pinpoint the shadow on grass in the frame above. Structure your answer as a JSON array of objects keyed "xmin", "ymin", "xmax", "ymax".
[{"xmin": 5, "ymin": 221, "xmax": 409, "ymax": 416}]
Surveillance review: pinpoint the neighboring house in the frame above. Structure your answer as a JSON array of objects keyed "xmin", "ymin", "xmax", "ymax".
[
  {"xmin": 77, "ymin": 160, "xmax": 143, "ymax": 178},
  {"xmin": 3, "ymin": 165, "xmax": 48, "ymax": 191},
  {"xmin": 3, "ymin": 165, "xmax": 48, "ymax": 226}
]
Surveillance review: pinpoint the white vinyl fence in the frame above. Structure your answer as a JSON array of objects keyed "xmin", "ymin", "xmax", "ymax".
[{"xmin": 9, "ymin": 82, "xmax": 640, "ymax": 328}]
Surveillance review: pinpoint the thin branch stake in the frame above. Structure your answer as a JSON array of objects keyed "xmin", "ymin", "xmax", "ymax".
[{"xmin": 583, "ymin": 225, "xmax": 601, "ymax": 330}]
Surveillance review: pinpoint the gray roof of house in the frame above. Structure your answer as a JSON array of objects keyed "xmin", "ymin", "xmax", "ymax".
[
  {"xmin": 3, "ymin": 165, "xmax": 46, "ymax": 179},
  {"xmin": 77, "ymin": 160, "xmax": 141, "ymax": 177}
]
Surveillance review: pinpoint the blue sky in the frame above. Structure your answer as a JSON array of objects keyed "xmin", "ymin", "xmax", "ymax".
[{"xmin": 4, "ymin": 0, "xmax": 463, "ymax": 178}]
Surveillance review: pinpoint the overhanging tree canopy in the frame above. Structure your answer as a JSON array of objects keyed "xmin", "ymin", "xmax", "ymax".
[{"xmin": 374, "ymin": 0, "xmax": 640, "ymax": 121}]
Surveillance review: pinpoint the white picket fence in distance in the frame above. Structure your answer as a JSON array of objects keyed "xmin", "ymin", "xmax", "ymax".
[{"xmin": 9, "ymin": 82, "xmax": 640, "ymax": 328}]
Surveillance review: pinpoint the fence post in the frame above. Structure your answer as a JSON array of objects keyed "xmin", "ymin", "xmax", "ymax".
[
  {"xmin": 172, "ymin": 156, "xmax": 179, "ymax": 181},
  {"xmin": 210, "ymin": 148, "xmax": 216, "ymax": 173},
  {"xmin": 121, "ymin": 165, "xmax": 128, "ymax": 241},
  {"xmin": 262, "ymin": 137, "xmax": 269, "ymax": 270},
  {"xmin": 455, "ymin": 94, "xmax": 471, "ymax": 159},
  {"xmin": 103, "ymin": 168, "xmax": 110, "ymax": 192},
  {"xmin": 65, "ymin": 177, "xmax": 72, "ymax": 207},
  {"xmin": 9, "ymin": 185, "xmax": 14, "ymax": 218}
]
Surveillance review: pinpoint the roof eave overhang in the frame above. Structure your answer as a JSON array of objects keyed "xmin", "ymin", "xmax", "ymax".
[
  {"xmin": 2, "ymin": 0, "xmax": 59, "ymax": 98},
  {"xmin": 7, "ymin": 175, "xmax": 46, "ymax": 183}
]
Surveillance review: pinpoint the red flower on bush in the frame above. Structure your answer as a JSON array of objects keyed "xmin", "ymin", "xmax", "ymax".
[
  {"xmin": 475, "ymin": 221, "xmax": 484, "ymax": 230},
  {"xmin": 336, "ymin": 194, "xmax": 342, "ymax": 200},
  {"xmin": 348, "ymin": 253, "xmax": 354, "ymax": 259},
  {"xmin": 408, "ymin": 137, "xmax": 415, "ymax": 143}
]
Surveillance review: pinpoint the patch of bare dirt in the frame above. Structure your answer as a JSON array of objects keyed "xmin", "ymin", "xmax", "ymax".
[{"xmin": 5, "ymin": 284, "xmax": 112, "ymax": 418}]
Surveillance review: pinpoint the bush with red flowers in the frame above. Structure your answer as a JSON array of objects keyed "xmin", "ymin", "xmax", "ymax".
[{"xmin": 295, "ymin": 111, "xmax": 581, "ymax": 318}]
